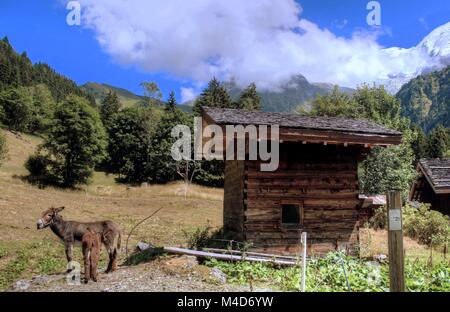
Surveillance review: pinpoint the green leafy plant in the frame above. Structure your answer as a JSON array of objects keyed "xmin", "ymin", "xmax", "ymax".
[{"xmin": 205, "ymin": 251, "xmax": 449, "ymax": 292}]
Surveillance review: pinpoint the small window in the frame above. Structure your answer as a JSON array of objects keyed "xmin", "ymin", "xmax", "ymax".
[{"xmin": 281, "ymin": 204, "xmax": 301, "ymax": 225}]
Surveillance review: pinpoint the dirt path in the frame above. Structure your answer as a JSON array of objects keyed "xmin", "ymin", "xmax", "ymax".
[{"xmin": 10, "ymin": 256, "xmax": 254, "ymax": 292}]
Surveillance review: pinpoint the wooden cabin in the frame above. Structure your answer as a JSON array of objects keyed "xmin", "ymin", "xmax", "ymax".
[
  {"xmin": 358, "ymin": 194, "xmax": 386, "ymax": 223},
  {"xmin": 410, "ymin": 159, "xmax": 450, "ymax": 215},
  {"xmin": 201, "ymin": 107, "xmax": 402, "ymax": 255}
]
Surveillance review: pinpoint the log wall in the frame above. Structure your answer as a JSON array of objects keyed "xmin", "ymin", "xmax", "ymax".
[
  {"xmin": 224, "ymin": 142, "xmax": 362, "ymax": 256},
  {"xmin": 223, "ymin": 160, "xmax": 246, "ymax": 241}
]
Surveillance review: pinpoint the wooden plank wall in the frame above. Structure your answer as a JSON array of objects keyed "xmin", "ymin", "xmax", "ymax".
[
  {"xmin": 243, "ymin": 142, "xmax": 361, "ymax": 255},
  {"xmin": 223, "ymin": 160, "xmax": 245, "ymax": 241}
]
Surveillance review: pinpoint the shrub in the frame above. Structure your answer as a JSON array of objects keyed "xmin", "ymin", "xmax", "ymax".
[
  {"xmin": 25, "ymin": 153, "xmax": 49, "ymax": 177},
  {"xmin": 369, "ymin": 205, "xmax": 387, "ymax": 230},
  {"xmin": 205, "ymin": 251, "xmax": 450, "ymax": 292},
  {"xmin": 25, "ymin": 153, "xmax": 54, "ymax": 186},
  {"xmin": 403, "ymin": 204, "xmax": 450, "ymax": 247},
  {"xmin": 369, "ymin": 203, "xmax": 450, "ymax": 247},
  {"xmin": 183, "ymin": 226, "xmax": 229, "ymax": 250}
]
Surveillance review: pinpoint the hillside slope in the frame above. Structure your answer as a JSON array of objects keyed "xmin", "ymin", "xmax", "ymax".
[
  {"xmin": 0, "ymin": 37, "xmax": 94, "ymax": 105},
  {"xmin": 223, "ymin": 75, "xmax": 354, "ymax": 112},
  {"xmin": 80, "ymin": 82, "xmax": 146, "ymax": 108},
  {"xmin": 396, "ymin": 66, "xmax": 450, "ymax": 131}
]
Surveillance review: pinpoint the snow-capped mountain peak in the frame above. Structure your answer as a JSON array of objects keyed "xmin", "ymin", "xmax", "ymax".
[
  {"xmin": 381, "ymin": 22, "xmax": 450, "ymax": 93},
  {"xmin": 418, "ymin": 22, "xmax": 450, "ymax": 57}
]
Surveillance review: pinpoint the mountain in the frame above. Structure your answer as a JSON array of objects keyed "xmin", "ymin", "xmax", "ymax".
[
  {"xmin": 81, "ymin": 82, "xmax": 193, "ymax": 113},
  {"xmin": 0, "ymin": 36, "xmax": 94, "ymax": 105},
  {"xmin": 396, "ymin": 66, "xmax": 450, "ymax": 132},
  {"xmin": 221, "ymin": 75, "xmax": 354, "ymax": 112},
  {"xmin": 80, "ymin": 82, "xmax": 146, "ymax": 107},
  {"xmin": 382, "ymin": 22, "xmax": 450, "ymax": 93}
]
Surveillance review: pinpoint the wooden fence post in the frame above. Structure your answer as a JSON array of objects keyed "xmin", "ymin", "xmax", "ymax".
[
  {"xmin": 300, "ymin": 232, "xmax": 307, "ymax": 292},
  {"xmin": 387, "ymin": 190, "xmax": 405, "ymax": 292}
]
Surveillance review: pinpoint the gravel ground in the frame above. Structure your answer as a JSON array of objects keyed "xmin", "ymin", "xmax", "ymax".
[{"xmin": 9, "ymin": 256, "xmax": 256, "ymax": 292}]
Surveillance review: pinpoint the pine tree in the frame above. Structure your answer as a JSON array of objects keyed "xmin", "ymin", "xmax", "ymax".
[
  {"xmin": 28, "ymin": 84, "xmax": 56, "ymax": 133},
  {"xmin": 0, "ymin": 87, "xmax": 33, "ymax": 131},
  {"xmin": 165, "ymin": 91, "xmax": 177, "ymax": 113},
  {"xmin": 193, "ymin": 78, "xmax": 232, "ymax": 115},
  {"xmin": 237, "ymin": 83, "xmax": 261, "ymax": 110},
  {"xmin": 411, "ymin": 126, "xmax": 428, "ymax": 162},
  {"xmin": 100, "ymin": 91, "xmax": 121, "ymax": 129},
  {"xmin": 426, "ymin": 125, "xmax": 449, "ymax": 158}
]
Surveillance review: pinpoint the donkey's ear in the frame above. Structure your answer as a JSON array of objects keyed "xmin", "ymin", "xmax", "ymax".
[{"xmin": 55, "ymin": 206, "xmax": 65, "ymax": 212}]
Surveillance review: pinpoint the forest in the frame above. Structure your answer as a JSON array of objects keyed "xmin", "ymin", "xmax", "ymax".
[{"xmin": 0, "ymin": 36, "xmax": 449, "ymax": 199}]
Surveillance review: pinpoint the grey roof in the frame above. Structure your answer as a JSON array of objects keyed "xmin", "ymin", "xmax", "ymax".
[
  {"xmin": 418, "ymin": 159, "xmax": 450, "ymax": 192},
  {"xmin": 202, "ymin": 107, "xmax": 401, "ymax": 136}
]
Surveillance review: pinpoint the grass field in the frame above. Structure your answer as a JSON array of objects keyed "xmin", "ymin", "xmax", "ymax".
[
  {"xmin": 0, "ymin": 129, "xmax": 224, "ymax": 289},
  {"xmin": 0, "ymin": 128, "xmax": 447, "ymax": 290}
]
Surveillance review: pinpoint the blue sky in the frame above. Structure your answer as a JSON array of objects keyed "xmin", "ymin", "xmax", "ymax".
[{"xmin": 0, "ymin": 0, "xmax": 449, "ymax": 101}]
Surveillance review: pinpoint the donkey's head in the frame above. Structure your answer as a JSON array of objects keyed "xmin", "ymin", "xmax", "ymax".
[{"xmin": 37, "ymin": 206, "xmax": 65, "ymax": 229}]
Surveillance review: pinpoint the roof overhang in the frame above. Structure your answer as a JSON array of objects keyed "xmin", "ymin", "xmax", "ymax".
[
  {"xmin": 417, "ymin": 161, "xmax": 450, "ymax": 195},
  {"xmin": 202, "ymin": 108, "xmax": 402, "ymax": 148}
]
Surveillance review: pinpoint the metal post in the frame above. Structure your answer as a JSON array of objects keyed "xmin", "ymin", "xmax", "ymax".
[
  {"xmin": 387, "ymin": 190, "xmax": 405, "ymax": 292},
  {"xmin": 300, "ymin": 232, "xmax": 307, "ymax": 292}
]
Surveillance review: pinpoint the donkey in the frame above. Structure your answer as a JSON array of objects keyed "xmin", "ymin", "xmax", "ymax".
[
  {"xmin": 82, "ymin": 229, "xmax": 102, "ymax": 283},
  {"xmin": 37, "ymin": 207, "xmax": 121, "ymax": 273}
]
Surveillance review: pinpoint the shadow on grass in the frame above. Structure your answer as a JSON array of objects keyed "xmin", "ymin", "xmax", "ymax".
[{"xmin": 123, "ymin": 247, "xmax": 165, "ymax": 266}]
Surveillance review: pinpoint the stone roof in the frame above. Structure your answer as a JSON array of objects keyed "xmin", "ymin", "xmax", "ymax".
[
  {"xmin": 202, "ymin": 107, "xmax": 401, "ymax": 136},
  {"xmin": 418, "ymin": 159, "xmax": 450, "ymax": 193}
]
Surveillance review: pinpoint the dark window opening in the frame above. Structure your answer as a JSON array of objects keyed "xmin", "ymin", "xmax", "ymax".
[{"xmin": 281, "ymin": 204, "xmax": 301, "ymax": 225}]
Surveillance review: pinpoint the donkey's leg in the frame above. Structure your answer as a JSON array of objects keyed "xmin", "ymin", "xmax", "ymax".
[
  {"xmin": 110, "ymin": 248, "xmax": 118, "ymax": 272},
  {"xmin": 84, "ymin": 250, "xmax": 91, "ymax": 283},
  {"xmin": 65, "ymin": 243, "xmax": 74, "ymax": 273},
  {"xmin": 106, "ymin": 247, "xmax": 118, "ymax": 273},
  {"xmin": 91, "ymin": 254, "xmax": 98, "ymax": 282},
  {"xmin": 104, "ymin": 242, "xmax": 113, "ymax": 273}
]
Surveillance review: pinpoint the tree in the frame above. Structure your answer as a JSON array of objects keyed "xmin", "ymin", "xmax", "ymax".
[
  {"xmin": 306, "ymin": 85, "xmax": 416, "ymax": 198},
  {"xmin": 0, "ymin": 131, "xmax": 7, "ymax": 168},
  {"xmin": 27, "ymin": 84, "xmax": 55, "ymax": 133},
  {"xmin": 353, "ymin": 86, "xmax": 415, "ymax": 198},
  {"xmin": 410, "ymin": 125, "xmax": 428, "ymax": 162},
  {"xmin": 140, "ymin": 81, "xmax": 162, "ymax": 107},
  {"xmin": 166, "ymin": 91, "xmax": 177, "ymax": 113},
  {"xmin": 360, "ymin": 129, "xmax": 417, "ymax": 198},
  {"xmin": 237, "ymin": 83, "xmax": 261, "ymax": 110},
  {"xmin": 426, "ymin": 125, "xmax": 449, "ymax": 158},
  {"xmin": 0, "ymin": 87, "xmax": 33, "ymax": 131},
  {"xmin": 353, "ymin": 84, "xmax": 403, "ymax": 129},
  {"xmin": 193, "ymin": 78, "xmax": 232, "ymax": 115},
  {"xmin": 304, "ymin": 85, "xmax": 361, "ymax": 118},
  {"xmin": 147, "ymin": 97, "xmax": 190, "ymax": 183},
  {"xmin": 107, "ymin": 107, "xmax": 157, "ymax": 182},
  {"xmin": 100, "ymin": 91, "xmax": 121, "ymax": 129},
  {"xmin": 31, "ymin": 95, "xmax": 107, "ymax": 187}
]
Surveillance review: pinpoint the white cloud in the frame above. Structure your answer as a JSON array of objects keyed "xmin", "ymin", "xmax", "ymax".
[
  {"xmin": 76, "ymin": 0, "xmax": 448, "ymax": 91},
  {"xmin": 180, "ymin": 87, "xmax": 197, "ymax": 103}
]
